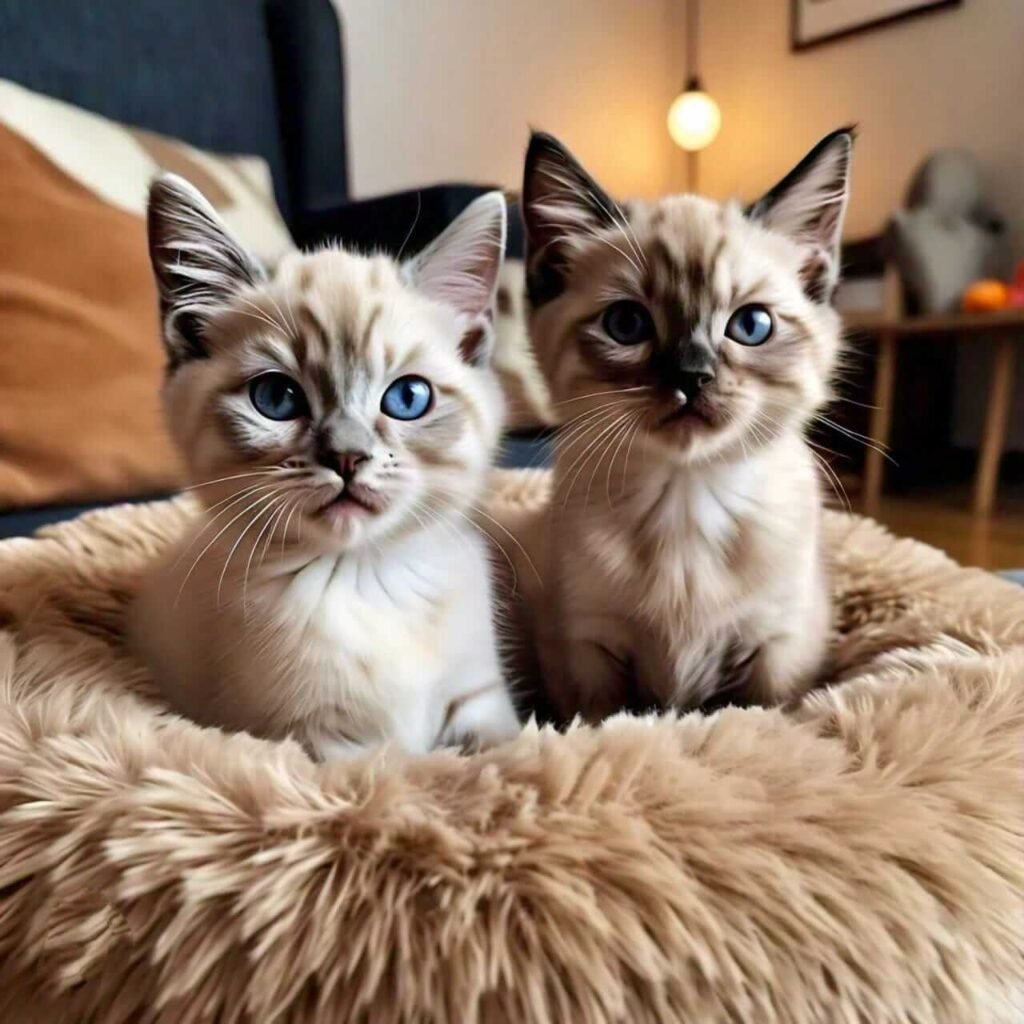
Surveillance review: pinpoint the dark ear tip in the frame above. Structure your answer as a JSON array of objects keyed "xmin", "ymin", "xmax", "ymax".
[
  {"xmin": 526, "ymin": 131, "xmax": 569, "ymax": 165},
  {"xmin": 827, "ymin": 125, "xmax": 857, "ymax": 153},
  {"xmin": 147, "ymin": 173, "xmax": 207, "ymax": 220}
]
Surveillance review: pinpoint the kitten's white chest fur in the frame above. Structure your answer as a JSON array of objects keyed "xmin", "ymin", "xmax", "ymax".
[
  {"xmin": 261, "ymin": 533, "xmax": 488, "ymax": 751},
  {"xmin": 133, "ymin": 520, "xmax": 517, "ymax": 760}
]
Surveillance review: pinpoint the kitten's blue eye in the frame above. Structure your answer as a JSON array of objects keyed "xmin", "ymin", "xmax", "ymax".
[
  {"xmin": 249, "ymin": 373, "xmax": 309, "ymax": 421},
  {"xmin": 602, "ymin": 300, "xmax": 655, "ymax": 346},
  {"xmin": 725, "ymin": 305, "xmax": 773, "ymax": 346},
  {"xmin": 381, "ymin": 375, "xmax": 433, "ymax": 420}
]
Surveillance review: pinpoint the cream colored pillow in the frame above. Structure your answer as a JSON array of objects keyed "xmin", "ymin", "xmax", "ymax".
[{"xmin": 0, "ymin": 78, "xmax": 293, "ymax": 266}]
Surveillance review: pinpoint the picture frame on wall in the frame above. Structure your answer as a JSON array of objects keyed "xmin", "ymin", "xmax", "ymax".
[{"xmin": 792, "ymin": 0, "xmax": 963, "ymax": 50}]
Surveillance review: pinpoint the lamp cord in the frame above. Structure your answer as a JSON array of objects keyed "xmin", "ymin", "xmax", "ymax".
[{"xmin": 686, "ymin": 0, "xmax": 699, "ymax": 84}]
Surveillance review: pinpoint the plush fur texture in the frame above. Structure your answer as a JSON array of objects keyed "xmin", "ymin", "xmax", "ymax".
[{"xmin": 0, "ymin": 471, "xmax": 1023, "ymax": 1023}]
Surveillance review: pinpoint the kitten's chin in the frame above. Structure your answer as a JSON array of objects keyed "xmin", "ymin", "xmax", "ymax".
[
  {"xmin": 292, "ymin": 484, "xmax": 393, "ymax": 551},
  {"xmin": 649, "ymin": 395, "xmax": 727, "ymax": 459},
  {"xmin": 319, "ymin": 483, "xmax": 388, "ymax": 521}
]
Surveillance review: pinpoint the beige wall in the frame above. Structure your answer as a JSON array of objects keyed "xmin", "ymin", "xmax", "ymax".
[
  {"xmin": 337, "ymin": 0, "xmax": 1023, "ymax": 246},
  {"xmin": 336, "ymin": 0, "xmax": 685, "ymax": 201},
  {"xmin": 698, "ymin": 0, "xmax": 1024, "ymax": 252}
]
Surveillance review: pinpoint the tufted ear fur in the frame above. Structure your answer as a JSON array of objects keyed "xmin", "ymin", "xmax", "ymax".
[
  {"xmin": 147, "ymin": 173, "xmax": 265, "ymax": 369},
  {"xmin": 404, "ymin": 191, "xmax": 507, "ymax": 366},
  {"xmin": 747, "ymin": 127, "xmax": 855, "ymax": 303},
  {"xmin": 521, "ymin": 131, "xmax": 622, "ymax": 308}
]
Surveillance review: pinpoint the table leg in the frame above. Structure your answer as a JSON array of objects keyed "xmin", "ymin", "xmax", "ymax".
[
  {"xmin": 972, "ymin": 336, "xmax": 1016, "ymax": 518},
  {"xmin": 864, "ymin": 330, "xmax": 896, "ymax": 516}
]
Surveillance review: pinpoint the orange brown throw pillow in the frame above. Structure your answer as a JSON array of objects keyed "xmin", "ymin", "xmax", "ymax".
[
  {"xmin": 0, "ymin": 79, "xmax": 293, "ymax": 509},
  {"xmin": 0, "ymin": 123, "xmax": 175, "ymax": 507}
]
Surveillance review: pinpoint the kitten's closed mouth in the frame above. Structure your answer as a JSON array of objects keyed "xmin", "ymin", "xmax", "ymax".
[
  {"xmin": 320, "ymin": 484, "xmax": 387, "ymax": 518},
  {"xmin": 660, "ymin": 398, "xmax": 714, "ymax": 429}
]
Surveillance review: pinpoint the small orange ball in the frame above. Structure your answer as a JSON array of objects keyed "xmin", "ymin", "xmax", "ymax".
[{"xmin": 962, "ymin": 280, "xmax": 1010, "ymax": 312}]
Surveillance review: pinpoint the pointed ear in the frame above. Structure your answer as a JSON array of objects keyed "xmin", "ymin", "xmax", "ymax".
[
  {"xmin": 747, "ymin": 127, "xmax": 855, "ymax": 303},
  {"xmin": 404, "ymin": 191, "xmax": 506, "ymax": 365},
  {"xmin": 521, "ymin": 132, "xmax": 619, "ymax": 307},
  {"xmin": 147, "ymin": 173, "xmax": 265, "ymax": 368}
]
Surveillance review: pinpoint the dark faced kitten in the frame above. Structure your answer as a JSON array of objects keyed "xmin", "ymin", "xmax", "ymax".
[{"xmin": 515, "ymin": 129, "xmax": 854, "ymax": 722}]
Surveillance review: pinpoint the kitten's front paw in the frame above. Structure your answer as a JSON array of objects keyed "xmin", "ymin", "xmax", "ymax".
[
  {"xmin": 443, "ymin": 682, "xmax": 521, "ymax": 752},
  {"xmin": 458, "ymin": 718, "xmax": 522, "ymax": 753}
]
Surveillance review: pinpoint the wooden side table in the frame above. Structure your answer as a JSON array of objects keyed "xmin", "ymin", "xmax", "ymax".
[{"xmin": 847, "ymin": 307, "xmax": 1022, "ymax": 517}]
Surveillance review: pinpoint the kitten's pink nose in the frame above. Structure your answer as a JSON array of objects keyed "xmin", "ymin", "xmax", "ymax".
[{"xmin": 322, "ymin": 449, "xmax": 370, "ymax": 482}]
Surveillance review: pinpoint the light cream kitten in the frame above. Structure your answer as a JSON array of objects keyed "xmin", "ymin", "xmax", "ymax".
[
  {"xmin": 130, "ymin": 175, "xmax": 520, "ymax": 759},
  {"xmin": 513, "ymin": 129, "xmax": 854, "ymax": 722}
]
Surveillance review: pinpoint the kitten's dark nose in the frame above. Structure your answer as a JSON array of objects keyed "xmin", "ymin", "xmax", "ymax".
[
  {"xmin": 673, "ymin": 340, "xmax": 716, "ymax": 400},
  {"xmin": 319, "ymin": 447, "xmax": 370, "ymax": 482},
  {"xmin": 675, "ymin": 369, "xmax": 715, "ymax": 398}
]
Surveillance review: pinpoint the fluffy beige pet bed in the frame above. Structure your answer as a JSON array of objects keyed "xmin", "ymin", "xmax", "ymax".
[{"xmin": 0, "ymin": 470, "xmax": 1022, "ymax": 1024}]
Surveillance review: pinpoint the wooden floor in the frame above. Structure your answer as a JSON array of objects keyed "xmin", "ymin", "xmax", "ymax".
[{"xmin": 847, "ymin": 483, "xmax": 1024, "ymax": 572}]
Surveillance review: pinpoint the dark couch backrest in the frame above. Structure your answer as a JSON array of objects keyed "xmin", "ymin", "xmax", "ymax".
[{"xmin": 0, "ymin": 0, "xmax": 349, "ymax": 227}]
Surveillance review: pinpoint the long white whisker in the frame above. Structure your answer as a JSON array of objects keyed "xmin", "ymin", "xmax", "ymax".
[
  {"xmin": 183, "ymin": 468, "xmax": 293, "ymax": 492},
  {"xmin": 439, "ymin": 501, "xmax": 523, "ymax": 595},
  {"xmin": 620, "ymin": 412, "xmax": 647, "ymax": 497},
  {"xmin": 175, "ymin": 490, "xmax": 281, "ymax": 606},
  {"xmin": 549, "ymin": 406, "xmax": 628, "ymax": 455},
  {"xmin": 585, "ymin": 412, "xmax": 636, "ymax": 510},
  {"xmin": 555, "ymin": 399, "xmax": 633, "ymax": 433},
  {"xmin": 218, "ymin": 492, "xmax": 285, "ymax": 606},
  {"xmin": 259, "ymin": 495, "xmax": 294, "ymax": 569},
  {"xmin": 464, "ymin": 503, "xmax": 543, "ymax": 589},
  {"xmin": 278, "ymin": 491, "xmax": 306, "ymax": 557},
  {"xmin": 557, "ymin": 406, "xmax": 633, "ymax": 478},
  {"xmin": 605, "ymin": 410, "xmax": 643, "ymax": 508},
  {"xmin": 232, "ymin": 294, "xmax": 290, "ymax": 335},
  {"xmin": 412, "ymin": 502, "xmax": 481, "ymax": 576},
  {"xmin": 754, "ymin": 409, "xmax": 851, "ymax": 512},
  {"xmin": 814, "ymin": 414, "xmax": 896, "ymax": 464},
  {"xmin": 553, "ymin": 385, "xmax": 651, "ymax": 406},
  {"xmin": 241, "ymin": 493, "xmax": 293, "ymax": 607},
  {"xmin": 263, "ymin": 289, "xmax": 299, "ymax": 337},
  {"xmin": 550, "ymin": 395, "xmax": 649, "ymax": 453},
  {"xmin": 561, "ymin": 410, "xmax": 635, "ymax": 511},
  {"xmin": 172, "ymin": 482, "xmax": 284, "ymax": 568},
  {"xmin": 396, "ymin": 191, "xmax": 423, "ymax": 262}
]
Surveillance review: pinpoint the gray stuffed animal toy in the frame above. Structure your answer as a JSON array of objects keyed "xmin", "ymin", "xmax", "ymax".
[{"xmin": 889, "ymin": 149, "xmax": 1005, "ymax": 313}]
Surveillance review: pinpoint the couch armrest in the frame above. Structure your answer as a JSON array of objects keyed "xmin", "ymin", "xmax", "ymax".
[{"xmin": 293, "ymin": 184, "xmax": 523, "ymax": 259}]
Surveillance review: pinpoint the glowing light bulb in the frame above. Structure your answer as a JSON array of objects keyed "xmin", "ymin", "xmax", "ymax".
[{"xmin": 667, "ymin": 89, "xmax": 721, "ymax": 151}]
